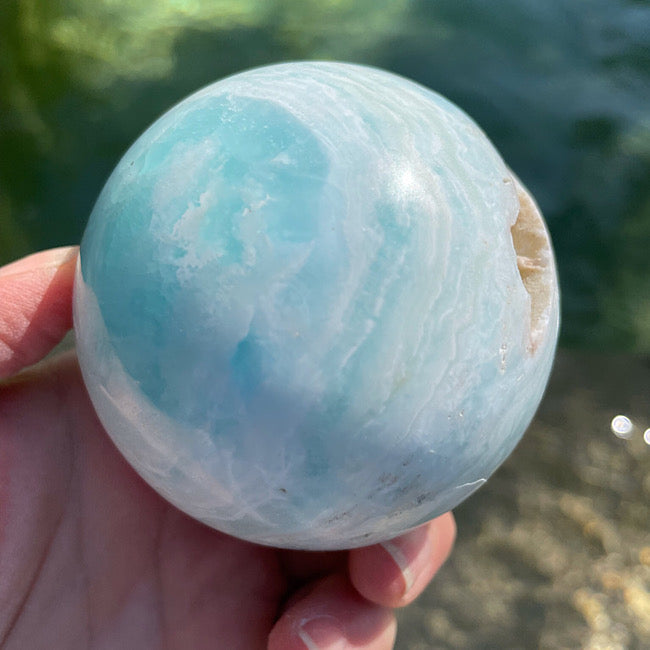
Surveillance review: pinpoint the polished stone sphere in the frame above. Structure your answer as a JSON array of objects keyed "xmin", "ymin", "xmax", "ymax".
[{"xmin": 73, "ymin": 61, "xmax": 559, "ymax": 550}]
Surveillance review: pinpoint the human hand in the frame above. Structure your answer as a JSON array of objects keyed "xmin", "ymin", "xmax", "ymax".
[{"xmin": 0, "ymin": 247, "xmax": 455, "ymax": 649}]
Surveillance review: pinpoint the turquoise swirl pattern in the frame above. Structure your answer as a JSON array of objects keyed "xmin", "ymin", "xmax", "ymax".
[{"xmin": 74, "ymin": 62, "xmax": 559, "ymax": 549}]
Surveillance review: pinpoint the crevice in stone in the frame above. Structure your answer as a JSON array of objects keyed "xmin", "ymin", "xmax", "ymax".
[{"xmin": 510, "ymin": 179, "xmax": 555, "ymax": 354}]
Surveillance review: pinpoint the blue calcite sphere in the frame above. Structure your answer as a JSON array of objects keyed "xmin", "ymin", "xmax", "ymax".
[{"xmin": 73, "ymin": 62, "xmax": 559, "ymax": 550}]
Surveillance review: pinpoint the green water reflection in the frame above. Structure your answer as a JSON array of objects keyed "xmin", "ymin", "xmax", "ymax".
[{"xmin": 1, "ymin": 0, "xmax": 649, "ymax": 350}]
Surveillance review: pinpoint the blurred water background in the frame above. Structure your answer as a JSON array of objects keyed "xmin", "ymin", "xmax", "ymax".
[{"xmin": 1, "ymin": 1, "xmax": 649, "ymax": 648}]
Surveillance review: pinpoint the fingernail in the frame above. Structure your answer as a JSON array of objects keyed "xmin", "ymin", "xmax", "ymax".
[
  {"xmin": 381, "ymin": 539, "xmax": 415, "ymax": 594},
  {"xmin": 0, "ymin": 246, "xmax": 78, "ymax": 278},
  {"xmin": 380, "ymin": 524, "xmax": 431, "ymax": 597},
  {"xmin": 298, "ymin": 615, "xmax": 347, "ymax": 650}
]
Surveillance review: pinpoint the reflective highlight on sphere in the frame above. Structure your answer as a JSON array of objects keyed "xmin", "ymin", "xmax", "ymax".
[{"xmin": 73, "ymin": 62, "xmax": 560, "ymax": 550}]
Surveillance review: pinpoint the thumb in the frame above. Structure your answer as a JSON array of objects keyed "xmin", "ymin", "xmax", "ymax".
[{"xmin": 0, "ymin": 246, "xmax": 78, "ymax": 379}]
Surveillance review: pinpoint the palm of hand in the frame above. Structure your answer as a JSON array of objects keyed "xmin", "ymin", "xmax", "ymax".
[{"xmin": 0, "ymin": 249, "xmax": 454, "ymax": 650}]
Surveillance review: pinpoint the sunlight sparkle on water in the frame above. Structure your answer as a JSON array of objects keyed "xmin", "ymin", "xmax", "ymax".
[{"xmin": 611, "ymin": 415, "xmax": 634, "ymax": 439}]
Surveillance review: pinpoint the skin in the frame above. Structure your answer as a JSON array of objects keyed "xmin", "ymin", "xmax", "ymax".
[{"xmin": 0, "ymin": 247, "xmax": 455, "ymax": 650}]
